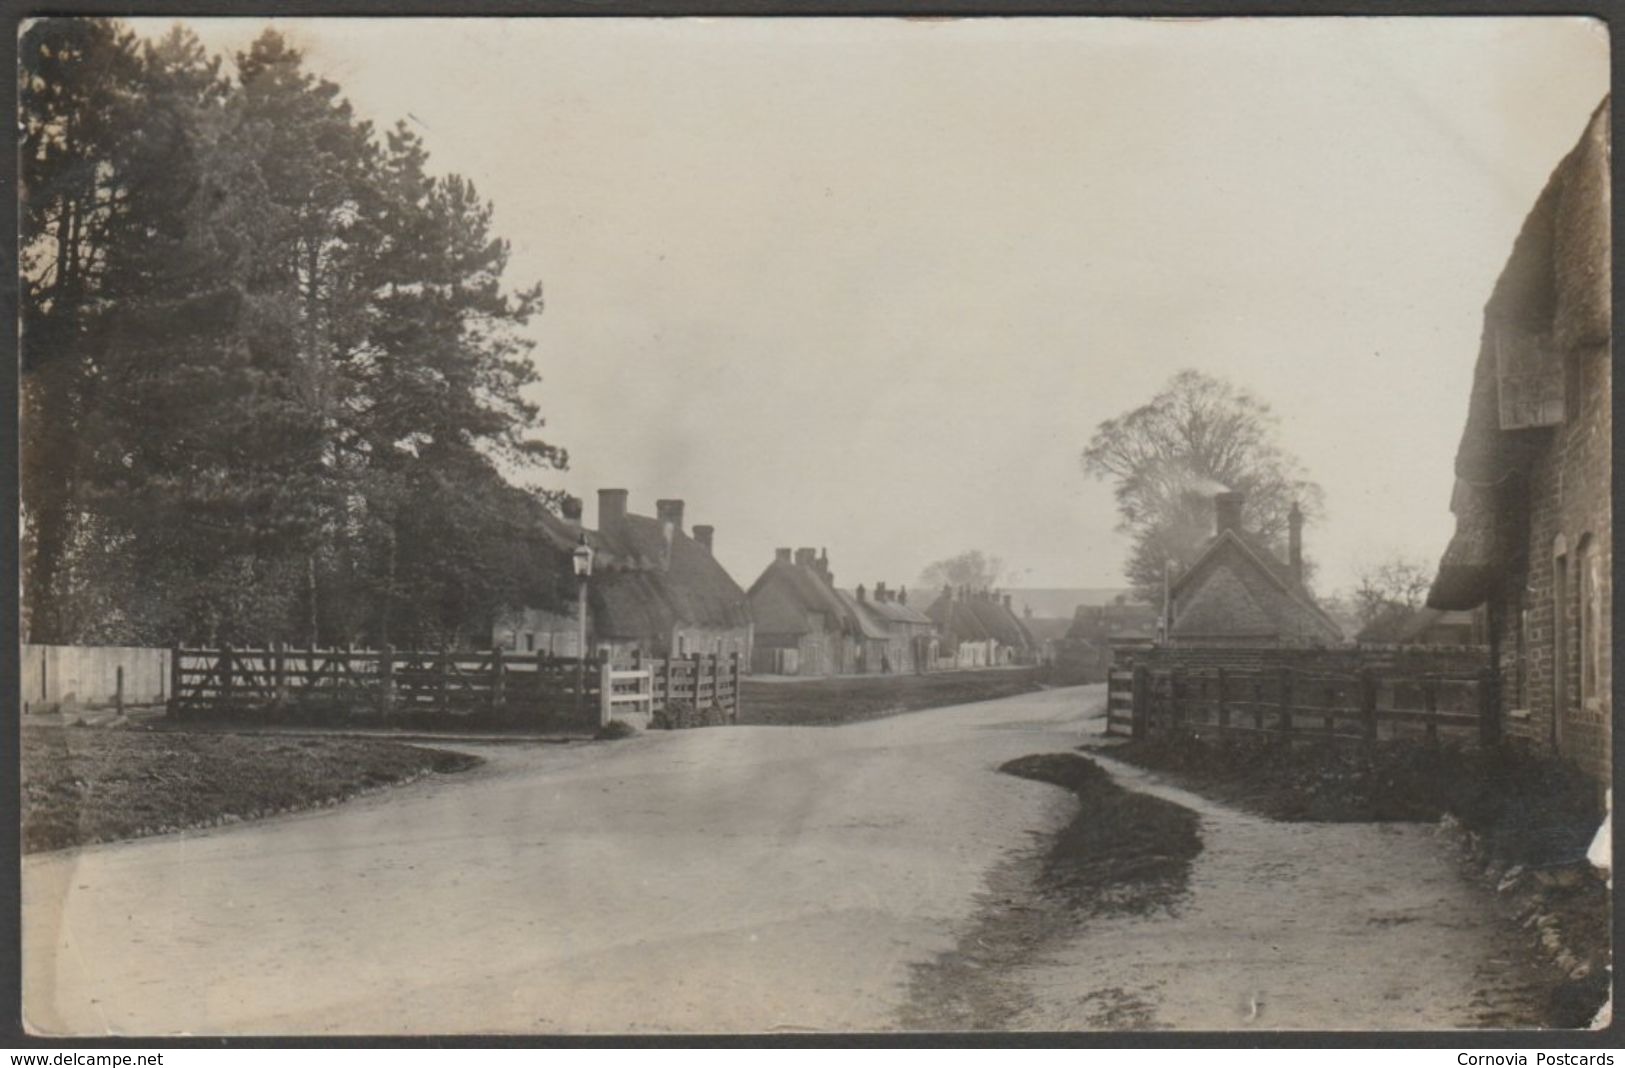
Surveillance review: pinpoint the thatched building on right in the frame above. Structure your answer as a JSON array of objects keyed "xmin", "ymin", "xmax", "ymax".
[{"xmin": 1428, "ymin": 97, "xmax": 1611, "ymax": 788}]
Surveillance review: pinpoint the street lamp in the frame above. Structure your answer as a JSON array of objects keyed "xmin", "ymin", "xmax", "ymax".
[{"xmin": 572, "ymin": 536, "xmax": 594, "ymax": 718}]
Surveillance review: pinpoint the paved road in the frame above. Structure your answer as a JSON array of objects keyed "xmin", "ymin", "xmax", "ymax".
[{"xmin": 24, "ymin": 687, "xmax": 1094, "ymax": 1036}]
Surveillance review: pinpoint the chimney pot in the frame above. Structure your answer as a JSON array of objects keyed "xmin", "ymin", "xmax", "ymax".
[
  {"xmin": 898, "ymin": 586, "xmax": 908, "ymax": 605},
  {"xmin": 655, "ymin": 498, "xmax": 685, "ymax": 532},
  {"xmin": 1214, "ymin": 491, "xmax": 1245, "ymax": 536},
  {"xmin": 694, "ymin": 524, "xmax": 714, "ymax": 554},
  {"xmin": 1288, "ymin": 501, "xmax": 1304, "ymax": 583},
  {"xmin": 856, "ymin": 583, "xmax": 867, "ymax": 602},
  {"xmin": 598, "ymin": 489, "xmax": 629, "ymax": 534}
]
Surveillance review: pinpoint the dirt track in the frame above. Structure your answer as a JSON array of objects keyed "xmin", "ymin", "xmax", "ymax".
[
  {"xmin": 24, "ymin": 685, "xmax": 1547, "ymax": 1035},
  {"xmin": 23, "ymin": 688, "xmax": 1086, "ymax": 1035}
]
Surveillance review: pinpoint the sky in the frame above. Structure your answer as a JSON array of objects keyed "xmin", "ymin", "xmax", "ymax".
[{"xmin": 170, "ymin": 16, "xmax": 1609, "ymax": 598}]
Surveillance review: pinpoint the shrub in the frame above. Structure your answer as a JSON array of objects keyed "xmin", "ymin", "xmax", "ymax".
[{"xmin": 594, "ymin": 719, "xmax": 639, "ymax": 740}]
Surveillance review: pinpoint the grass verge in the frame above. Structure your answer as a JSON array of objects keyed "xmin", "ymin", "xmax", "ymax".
[
  {"xmin": 22, "ymin": 725, "xmax": 482, "ymax": 853},
  {"xmin": 738, "ymin": 668, "xmax": 1044, "ymax": 727},
  {"xmin": 901, "ymin": 752, "xmax": 1201, "ymax": 1030}
]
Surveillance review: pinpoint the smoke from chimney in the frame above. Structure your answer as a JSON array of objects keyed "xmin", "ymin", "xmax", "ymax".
[{"xmin": 1214, "ymin": 491, "xmax": 1244, "ymax": 536}]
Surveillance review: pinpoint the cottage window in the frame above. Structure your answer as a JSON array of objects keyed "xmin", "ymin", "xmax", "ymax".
[
  {"xmin": 1552, "ymin": 542, "xmax": 1569, "ymax": 750},
  {"xmin": 1579, "ymin": 535, "xmax": 1602, "ymax": 711}
]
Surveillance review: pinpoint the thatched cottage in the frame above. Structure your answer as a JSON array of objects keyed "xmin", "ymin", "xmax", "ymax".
[
  {"xmin": 493, "ymin": 490, "xmax": 753, "ymax": 664},
  {"xmin": 1427, "ymin": 97, "xmax": 1610, "ymax": 787}
]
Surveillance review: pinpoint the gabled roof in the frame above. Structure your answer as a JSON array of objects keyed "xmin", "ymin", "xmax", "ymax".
[
  {"xmin": 832, "ymin": 591, "xmax": 893, "ymax": 640},
  {"xmin": 855, "ymin": 595, "xmax": 933, "ymax": 627},
  {"xmin": 1430, "ymin": 96, "xmax": 1610, "ymax": 610},
  {"xmin": 924, "ymin": 593, "xmax": 1033, "ymax": 650},
  {"xmin": 583, "ymin": 514, "xmax": 751, "ymax": 638},
  {"xmin": 747, "ymin": 558, "xmax": 851, "ymax": 637},
  {"xmin": 1170, "ymin": 529, "xmax": 1343, "ymax": 644}
]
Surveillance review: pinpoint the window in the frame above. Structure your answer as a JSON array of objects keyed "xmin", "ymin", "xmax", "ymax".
[
  {"xmin": 1579, "ymin": 535, "xmax": 1602, "ymax": 711},
  {"xmin": 1553, "ymin": 538, "xmax": 1569, "ymax": 750}
]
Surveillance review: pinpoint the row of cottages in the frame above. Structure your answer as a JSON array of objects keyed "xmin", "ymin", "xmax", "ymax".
[
  {"xmin": 1427, "ymin": 97, "xmax": 1610, "ymax": 789},
  {"xmin": 1163, "ymin": 492, "xmax": 1344, "ymax": 648},
  {"xmin": 493, "ymin": 489, "xmax": 754, "ymax": 664},
  {"xmin": 746, "ymin": 548, "xmax": 936, "ymax": 676},
  {"xmin": 922, "ymin": 587, "xmax": 1037, "ymax": 668}
]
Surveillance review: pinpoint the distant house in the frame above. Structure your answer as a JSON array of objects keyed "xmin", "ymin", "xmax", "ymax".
[
  {"xmin": 747, "ymin": 547, "xmax": 856, "ymax": 676},
  {"xmin": 844, "ymin": 582, "xmax": 938, "ymax": 674},
  {"xmin": 1165, "ymin": 492, "xmax": 1343, "ymax": 648},
  {"xmin": 1427, "ymin": 98, "xmax": 1610, "ymax": 787},
  {"xmin": 924, "ymin": 587, "xmax": 1036, "ymax": 667},
  {"xmin": 1355, "ymin": 605, "xmax": 1486, "ymax": 647},
  {"xmin": 1066, "ymin": 600, "xmax": 1160, "ymax": 644},
  {"xmin": 493, "ymin": 490, "xmax": 754, "ymax": 664},
  {"xmin": 1020, "ymin": 612, "xmax": 1075, "ymax": 666}
]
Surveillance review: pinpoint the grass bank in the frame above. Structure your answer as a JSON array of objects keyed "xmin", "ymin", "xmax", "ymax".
[
  {"xmin": 738, "ymin": 668, "xmax": 1044, "ymax": 727},
  {"xmin": 901, "ymin": 752, "xmax": 1201, "ymax": 1030},
  {"xmin": 22, "ymin": 726, "xmax": 482, "ymax": 853}
]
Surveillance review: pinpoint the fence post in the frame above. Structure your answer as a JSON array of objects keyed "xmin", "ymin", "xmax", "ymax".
[
  {"xmin": 115, "ymin": 665, "xmax": 125, "ymax": 716},
  {"xmin": 1252, "ymin": 677, "xmax": 1264, "ymax": 731},
  {"xmin": 1131, "ymin": 664, "xmax": 1149, "ymax": 739},
  {"xmin": 1323, "ymin": 681, "xmax": 1336, "ymax": 736},
  {"xmin": 1478, "ymin": 666, "xmax": 1501, "ymax": 749},
  {"xmin": 1278, "ymin": 666, "xmax": 1293, "ymax": 737},
  {"xmin": 730, "ymin": 651, "xmax": 741, "ymax": 723},
  {"xmin": 380, "ymin": 644, "xmax": 396, "ymax": 713},
  {"xmin": 492, "ymin": 646, "xmax": 506, "ymax": 714},
  {"xmin": 168, "ymin": 643, "xmax": 183, "ymax": 718},
  {"xmin": 1360, "ymin": 668, "xmax": 1378, "ymax": 749},
  {"xmin": 1423, "ymin": 679, "xmax": 1439, "ymax": 745},
  {"xmin": 438, "ymin": 645, "xmax": 451, "ymax": 716},
  {"xmin": 272, "ymin": 641, "xmax": 288, "ymax": 708},
  {"xmin": 599, "ymin": 657, "xmax": 614, "ymax": 728},
  {"xmin": 221, "ymin": 642, "xmax": 235, "ymax": 714},
  {"xmin": 1215, "ymin": 666, "xmax": 1229, "ymax": 737}
]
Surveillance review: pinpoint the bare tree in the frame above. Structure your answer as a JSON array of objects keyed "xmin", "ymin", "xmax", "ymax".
[
  {"xmin": 1347, "ymin": 556, "xmax": 1434, "ymax": 629},
  {"xmin": 1083, "ymin": 369, "xmax": 1323, "ymax": 601},
  {"xmin": 918, "ymin": 549, "xmax": 1007, "ymax": 591}
]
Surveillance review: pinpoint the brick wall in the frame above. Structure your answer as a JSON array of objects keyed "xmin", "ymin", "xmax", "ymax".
[{"xmin": 1495, "ymin": 345, "xmax": 1612, "ymax": 785}]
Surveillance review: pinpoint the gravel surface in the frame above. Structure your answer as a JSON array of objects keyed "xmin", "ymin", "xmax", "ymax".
[{"xmin": 23, "ymin": 687, "xmax": 1091, "ymax": 1035}]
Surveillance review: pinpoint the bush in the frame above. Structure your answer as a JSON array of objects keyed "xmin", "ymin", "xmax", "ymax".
[{"xmin": 594, "ymin": 719, "xmax": 639, "ymax": 740}]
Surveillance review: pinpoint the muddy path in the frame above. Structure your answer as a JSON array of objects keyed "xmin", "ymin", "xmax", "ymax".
[{"xmin": 905, "ymin": 747, "xmax": 1556, "ymax": 1032}]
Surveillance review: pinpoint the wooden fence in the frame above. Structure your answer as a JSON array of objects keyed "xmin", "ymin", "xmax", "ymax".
[
  {"xmin": 1106, "ymin": 663, "xmax": 1499, "ymax": 748},
  {"xmin": 168, "ymin": 644, "xmax": 742, "ymax": 731}
]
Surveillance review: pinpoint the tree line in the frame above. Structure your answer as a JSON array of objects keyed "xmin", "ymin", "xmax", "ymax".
[{"xmin": 21, "ymin": 20, "xmax": 572, "ymax": 649}]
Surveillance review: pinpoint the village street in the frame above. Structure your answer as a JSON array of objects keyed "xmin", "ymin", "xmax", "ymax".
[{"xmin": 25, "ymin": 687, "xmax": 1533, "ymax": 1036}]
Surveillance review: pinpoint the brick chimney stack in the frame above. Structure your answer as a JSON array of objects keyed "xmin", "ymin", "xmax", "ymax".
[
  {"xmin": 655, "ymin": 499, "xmax": 685, "ymax": 533},
  {"xmin": 1214, "ymin": 491, "xmax": 1244, "ymax": 536},
  {"xmin": 856, "ymin": 583, "xmax": 867, "ymax": 602},
  {"xmin": 1288, "ymin": 501, "xmax": 1304, "ymax": 583},
  {"xmin": 898, "ymin": 586, "xmax": 908, "ymax": 606},
  {"xmin": 598, "ymin": 489, "xmax": 628, "ymax": 535},
  {"xmin": 776, "ymin": 547, "xmax": 793, "ymax": 564},
  {"xmin": 795, "ymin": 547, "xmax": 816, "ymax": 567},
  {"xmin": 560, "ymin": 495, "xmax": 583, "ymax": 522},
  {"xmin": 694, "ymin": 524, "xmax": 714, "ymax": 554}
]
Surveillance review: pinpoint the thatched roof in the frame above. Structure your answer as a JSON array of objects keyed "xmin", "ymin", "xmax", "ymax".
[
  {"xmin": 586, "ymin": 513, "xmax": 752, "ymax": 638},
  {"xmin": 1429, "ymin": 96, "xmax": 1611, "ymax": 609},
  {"xmin": 747, "ymin": 557, "xmax": 852, "ymax": 637},
  {"xmin": 1170, "ymin": 530, "xmax": 1343, "ymax": 645}
]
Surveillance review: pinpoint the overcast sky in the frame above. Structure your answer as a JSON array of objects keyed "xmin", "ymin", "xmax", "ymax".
[{"xmin": 174, "ymin": 16, "xmax": 1608, "ymax": 599}]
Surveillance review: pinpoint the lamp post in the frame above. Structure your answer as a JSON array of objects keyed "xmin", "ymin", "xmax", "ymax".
[{"xmin": 572, "ymin": 536, "xmax": 594, "ymax": 719}]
